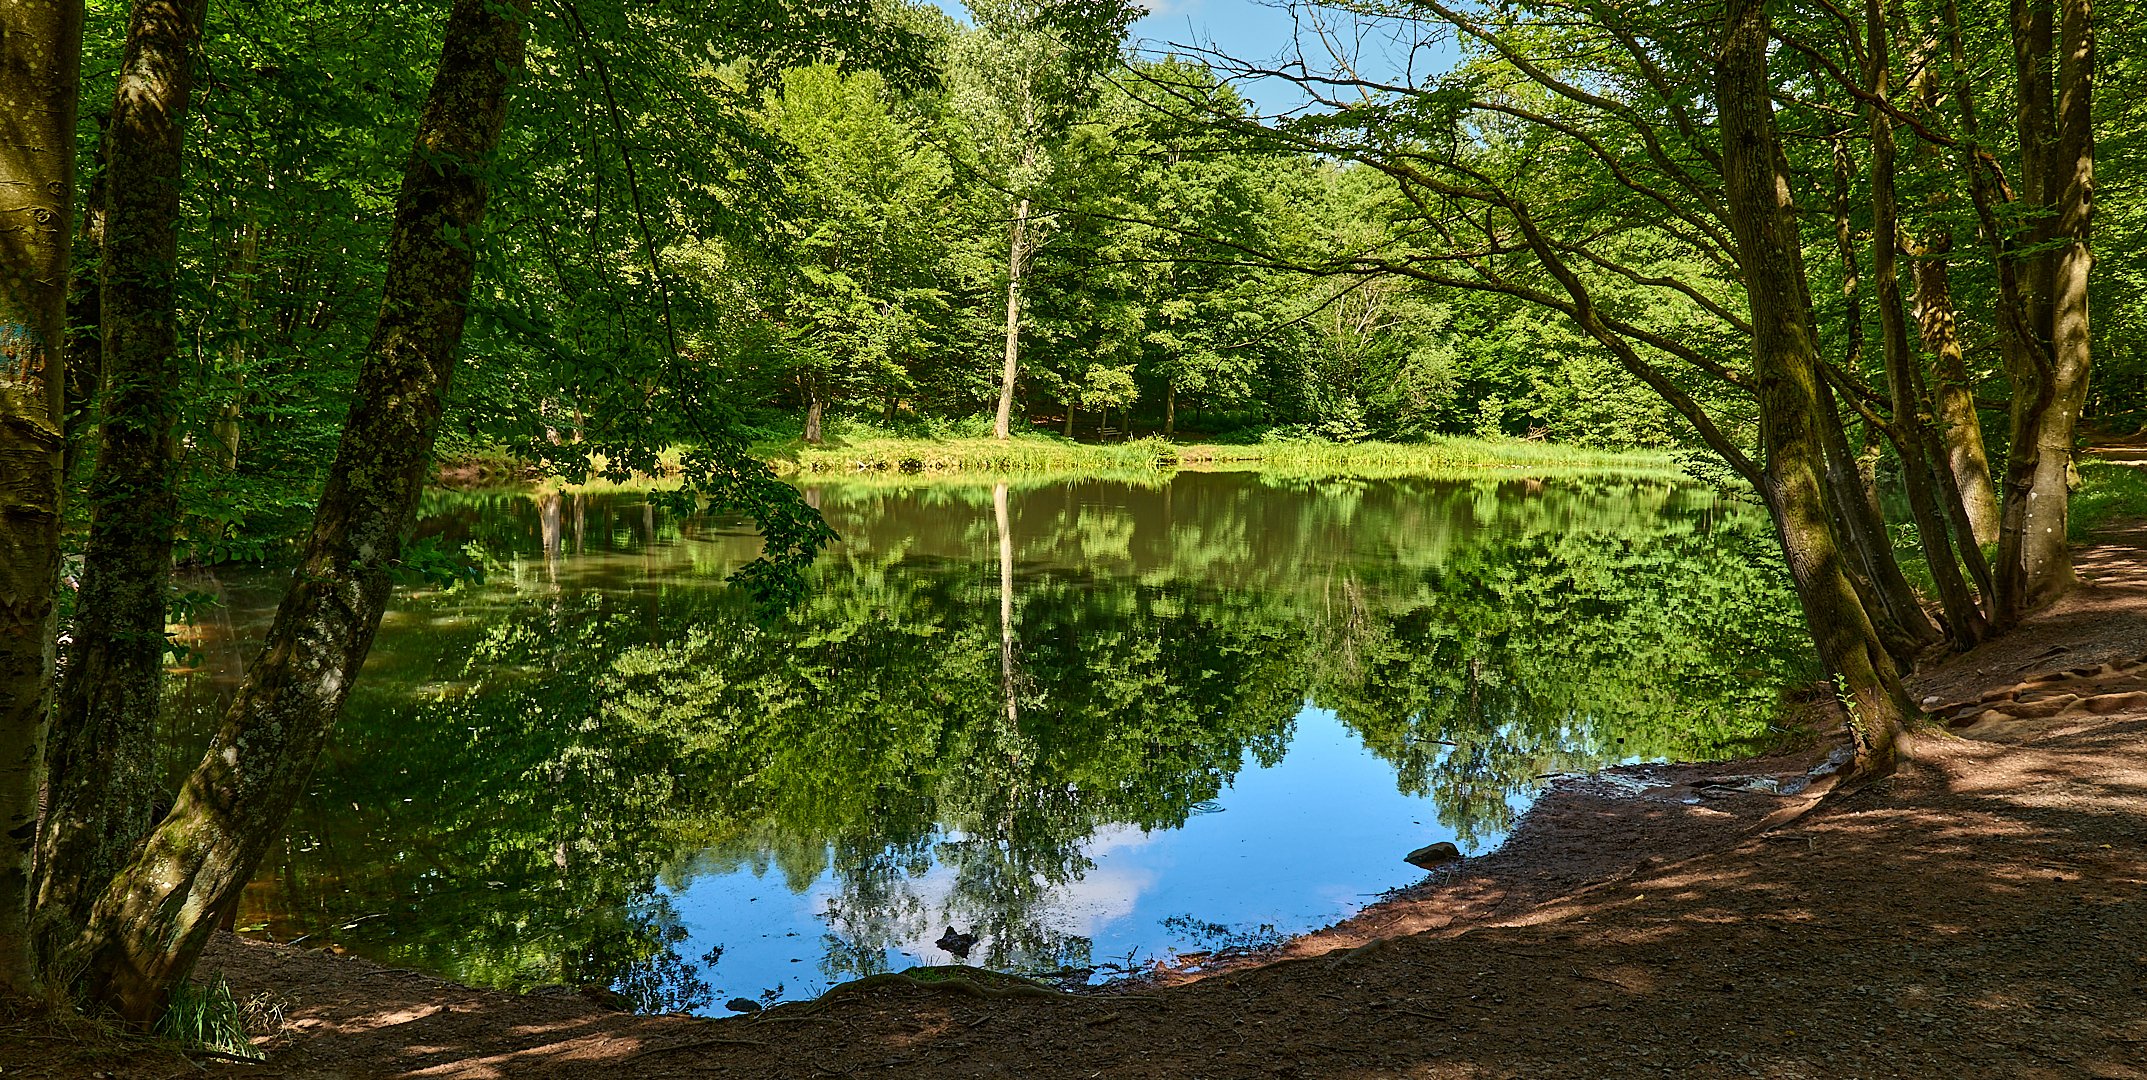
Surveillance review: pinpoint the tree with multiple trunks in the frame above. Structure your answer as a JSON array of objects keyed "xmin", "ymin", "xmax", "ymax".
[{"xmin": 1152, "ymin": 0, "xmax": 2100, "ymax": 773}]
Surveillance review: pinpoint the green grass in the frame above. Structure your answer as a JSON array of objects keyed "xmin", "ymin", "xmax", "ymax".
[
  {"xmin": 762, "ymin": 431, "xmax": 1680, "ymax": 480},
  {"xmin": 1172, "ymin": 435, "xmax": 1680, "ymax": 475},
  {"xmin": 773, "ymin": 433, "xmax": 1181, "ymax": 475},
  {"xmin": 2071, "ymin": 458, "xmax": 2147, "ymax": 540},
  {"xmin": 155, "ymin": 975, "xmax": 263, "ymax": 1061}
]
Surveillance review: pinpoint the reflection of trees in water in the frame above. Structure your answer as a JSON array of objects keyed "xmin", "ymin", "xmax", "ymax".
[{"xmin": 169, "ymin": 478, "xmax": 1806, "ymax": 1002}]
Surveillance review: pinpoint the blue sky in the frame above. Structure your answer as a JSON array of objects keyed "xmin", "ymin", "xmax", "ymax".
[
  {"xmin": 1126, "ymin": 0, "xmax": 1463, "ymax": 115},
  {"xmin": 941, "ymin": 0, "xmax": 1465, "ymax": 116}
]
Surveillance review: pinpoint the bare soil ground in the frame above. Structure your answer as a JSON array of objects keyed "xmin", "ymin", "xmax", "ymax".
[{"xmin": 9, "ymin": 531, "xmax": 2147, "ymax": 1079}]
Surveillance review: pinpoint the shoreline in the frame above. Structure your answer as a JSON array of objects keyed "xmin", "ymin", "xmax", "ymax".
[
  {"xmin": 436, "ymin": 434, "xmax": 1688, "ymax": 491},
  {"xmin": 13, "ymin": 531, "xmax": 2146, "ymax": 1078}
]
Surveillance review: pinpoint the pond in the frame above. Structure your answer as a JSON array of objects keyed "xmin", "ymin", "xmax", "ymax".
[{"xmin": 165, "ymin": 469, "xmax": 1811, "ymax": 1015}]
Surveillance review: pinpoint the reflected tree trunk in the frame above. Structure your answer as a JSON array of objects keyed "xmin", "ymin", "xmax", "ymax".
[
  {"xmin": 995, "ymin": 482, "xmax": 1017, "ymax": 731},
  {"xmin": 73, "ymin": 0, "xmax": 532, "ymax": 1022},
  {"xmin": 0, "ymin": 0, "xmax": 84, "ymax": 997},
  {"xmin": 538, "ymin": 490, "xmax": 562, "ymax": 582}
]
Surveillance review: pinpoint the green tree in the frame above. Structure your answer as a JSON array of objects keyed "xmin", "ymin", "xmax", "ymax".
[{"xmin": 946, "ymin": 0, "xmax": 1133, "ymax": 440}]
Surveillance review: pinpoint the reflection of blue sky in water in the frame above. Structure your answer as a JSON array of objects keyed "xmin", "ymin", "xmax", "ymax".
[
  {"xmin": 173, "ymin": 473, "xmax": 1805, "ymax": 1016},
  {"xmin": 671, "ymin": 707, "xmax": 1512, "ymax": 1001}
]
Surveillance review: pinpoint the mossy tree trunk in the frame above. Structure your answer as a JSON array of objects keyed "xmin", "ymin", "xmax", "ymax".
[
  {"xmin": 34, "ymin": 0, "xmax": 208, "ymax": 970},
  {"xmin": 1719, "ymin": 0, "xmax": 1917, "ymax": 772},
  {"xmin": 1991, "ymin": 0, "xmax": 2092, "ymax": 622},
  {"xmin": 0, "ymin": 0, "xmax": 83, "ymax": 999},
  {"xmin": 1866, "ymin": 0, "xmax": 1987, "ymax": 646},
  {"xmin": 71, "ymin": 0, "xmax": 532, "ymax": 1023},
  {"xmin": 2014, "ymin": 0, "xmax": 2093, "ymax": 603}
]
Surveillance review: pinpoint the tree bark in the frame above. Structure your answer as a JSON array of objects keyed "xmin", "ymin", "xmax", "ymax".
[
  {"xmin": 212, "ymin": 220, "xmax": 258, "ymax": 473},
  {"xmin": 34, "ymin": 0, "xmax": 208, "ymax": 969},
  {"xmin": 993, "ymin": 195, "xmax": 1030, "ymax": 441},
  {"xmin": 803, "ymin": 386, "xmax": 824, "ymax": 444},
  {"xmin": 1164, "ymin": 383, "xmax": 1175, "ymax": 439},
  {"xmin": 0, "ymin": 0, "xmax": 84, "ymax": 998},
  {"xmin": 1908, "ymin": 237, "xmax": 2000, "ymax": 546},
  {"xmin": 1820, "ymin": 128, "xmax": 1941, "ymax": 662},
  {"xmin": 1719, "ymin": 0, "xmax": 1916, "ymax": 773},
  {"xmin": 72, "ymin": 0, "xmax": 531, "ymax": 1022},
  {"xmin": 1815, "ymin": 377, "xmax": 1939, "ymax": 665},
  {"xmin": 1906, "ymin": 38, "xmax": 2002, "ymax": 548},
  {"xmin": 2015, "ymin": 0, "xmax": 2092, "ymax": 602},
  {"xmin": 1867, "ymin": 0, "xmax": 1986, "ymax": 646}
]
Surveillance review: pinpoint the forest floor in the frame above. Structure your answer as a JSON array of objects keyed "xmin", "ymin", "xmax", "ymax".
[{"xmin": 9, "ymin": 524, "xmax": 2147, "ymax": 1078}]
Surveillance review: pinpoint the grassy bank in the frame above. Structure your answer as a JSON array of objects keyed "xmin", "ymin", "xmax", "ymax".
[
  {"xmin": 767, "ymin": 431, "xmax": 1679, "ymax": 478},
  {"xmin": 2072, "ymin": 457, "xmax": 2147, "ymax": 540}
]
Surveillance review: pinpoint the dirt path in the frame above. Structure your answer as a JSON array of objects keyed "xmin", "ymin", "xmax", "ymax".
[{"xmin": 12, "ymin": 531, "xmax": 2147, "ymax": 1079}]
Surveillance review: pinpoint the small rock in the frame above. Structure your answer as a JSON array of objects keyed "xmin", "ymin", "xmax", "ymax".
[
  {"xmin": 725, "ymin": 997, "xmax": 763, "ymax": 1014},
  {"xmin": 1405, "ymin": 841, "xmax": 1462, "ymax": 870}
]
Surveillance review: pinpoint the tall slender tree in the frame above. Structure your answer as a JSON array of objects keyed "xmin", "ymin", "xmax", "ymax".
[
  {"xmin": 35, "ymin": 0, "xmax": 209, "ymax": 967},
  {"xmin": 947, "ymin": 0, "xmax": 1132, "ymax": 439}
]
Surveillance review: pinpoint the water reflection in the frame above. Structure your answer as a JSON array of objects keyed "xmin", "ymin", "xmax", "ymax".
[{"xmin": 167, "ymin": 471, "xmax": 1809, "ymax": 1013}]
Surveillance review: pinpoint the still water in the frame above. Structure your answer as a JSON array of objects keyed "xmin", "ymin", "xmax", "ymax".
[{"xmin": 167, "ymin": 470, "xmax": 1809, "ymax": 1014}]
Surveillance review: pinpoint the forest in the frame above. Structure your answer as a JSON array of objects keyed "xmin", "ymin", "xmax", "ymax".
[{"xmin": 0, "ymin": 0, "xmax": 2139, "ymax": 1050}]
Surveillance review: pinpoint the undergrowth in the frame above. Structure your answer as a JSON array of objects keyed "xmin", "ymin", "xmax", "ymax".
[
  {"xmin": 2071, "ymin": 458, "xmax": 2147, "ymax": 540},
  {"xmin": 155, "ymin": 975, "xmax": 266, "ymax": 1061}
]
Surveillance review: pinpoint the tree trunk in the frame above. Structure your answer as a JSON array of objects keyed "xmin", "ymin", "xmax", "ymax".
[
  {"xmin": 1820, "ymin": 130, "xmax": 1941, "ymax": 662},
  {"xmin": 1816, "ymin": 377, "xmax": 1940, "ymax": 666},
  {"xmin": 1909, "ymin": 239, "xmax": 2000, "ymax": 547},
  {"xmin": 1942, "ymin": 0, "xmax": 2054, "ymax": 629},
  {"xmin": 72, "ymin": 0, "xmax": 531, "ymax": 1022},
  {"xmin": 992, "ymin": 196, "xmax": 1030, "ymax": 441},
  {"xmin": 1164, "ymin": 384, "xmax": 1175, "ymax": 439},
  {"xmin": 1063, "ymin": 401, "xmax": 1074, "ymax": 437},
  {"xmin": 0, "ymin": 0, "xmax": 84, "ymax": 998},
  {"xmin": 35, "ymin": 0, "xmax": 209, "ymax": 968},
  {"xmin": 1906, "ymin": 37, "xmax": 2002, "ymax": 548},
  {"xmin": 212, "ymin": 221, "xmax": 259, "ymax": 473},
  {"xmin": 1719, "ymin": 0, "xmax": 1916, "ymax": 773},
  {"xmin": 995, "ymin": 482, "xmax": 1017, "ymax": 730},
  {"xmin": 1867, "ymin": 0, "xmax": 1986, "ymax": 646},
  {"xmin": 803, "ymin": 387, "xmax": 824, "ymax": 444},
  {"xmin": 2015, "ymin": 0, "xmax": 2092, "ymax": 602}
]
